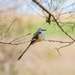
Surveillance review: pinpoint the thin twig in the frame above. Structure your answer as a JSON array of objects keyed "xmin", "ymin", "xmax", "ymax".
[
  {"xmin": 0, "ymin": 32, "xmax": 31, "ymax": 45},
  {"xmin": 44, "ymin": 39, "xmax": 72, "ymax": 43},
  {"xmin": 6, "ymin": 18, "xmax": 18, "ymax": 34},
  {"xmin": 44, "ymin": 39, "xmax": 73, "ymax": 55},
  {"xmin": 0, "ymin": 40, "xmax": 31, "ymax": 45},
  {"xmin": 56, "ymin": 42, "xmax": 74, "ymax": 51},
  {"xmin": 1, "ymin": 18, "xmax": 18, "ymax": 40},
  {"xmin": 11, "ymin": 40, "xmax": 31, "ymax": 45},
  {"xmin": 9, "ymin": 33, "xmax": 31, "ymax": 43},
  {"xmin": 27, "ymin": 4, "xmax": 45, "ymax": 18}
]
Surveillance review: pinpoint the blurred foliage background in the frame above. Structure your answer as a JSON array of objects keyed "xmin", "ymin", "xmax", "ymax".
[{"xmin": 0, "ymin": 0, "xmax": 75, "ymax": 75}]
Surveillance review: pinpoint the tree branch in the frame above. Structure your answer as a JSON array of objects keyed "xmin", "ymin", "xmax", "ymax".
[
  {"xmin": 32, "ymin": 0, "xmax": 75, "ymax": 41},
  {"xmin": 44, "ymin": 39, "xmax": 72, "ymax": 43},
  {"xmin": 9, "ymin": 33, "xmax": 31, "ymax": 43},
  {"xmin": 1, "ymin": 18, "xmax": 18, "ymax": 40}
]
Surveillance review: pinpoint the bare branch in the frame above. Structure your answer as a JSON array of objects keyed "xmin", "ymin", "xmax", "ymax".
[
  {"xmin": 9, "ymin": 33, "xmax": 31, "ymax": 43},
  {"xmin": 44, "ymin": 39, "xmax": 72, "ymax": 43},
  {"xmin": 6, "ymin": 18, "xmax": 18, "ymax": 34},
  {"xmin": 32, "ymin": 0, "xmax": 75, "ymax": 41},
  {"xmin": 0, "ymin": 33, "xmax": 31, "ymax": 45},
  {"xmin": 56, "ymin": 42, "xmax": 74, "ymax": 51},
  {"xmin": 11, "ymin": 40, "xmax": 31, "ymax": 45},
  {"xmin": 0, "ymin": 40, "xmax": 31, "ymax": 45},
  {"xmin": 1, "ymin": 18, "xmax": 18, "ymax": 40}
]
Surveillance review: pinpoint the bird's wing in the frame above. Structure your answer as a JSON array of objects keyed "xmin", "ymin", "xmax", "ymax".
[{"xmin": 30, "ymin": 31, "xmax": 41, "ymax": 44}]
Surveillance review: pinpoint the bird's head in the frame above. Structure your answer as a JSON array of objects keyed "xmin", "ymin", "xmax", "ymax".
[{"xmin": 38, "ymin": 27, "xmax": 46, "ymax": 32}]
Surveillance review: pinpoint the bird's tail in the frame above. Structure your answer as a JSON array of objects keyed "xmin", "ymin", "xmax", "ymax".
[{"xmin": 17, "ymin": 43, "xmax": 31, "ymax": 60}]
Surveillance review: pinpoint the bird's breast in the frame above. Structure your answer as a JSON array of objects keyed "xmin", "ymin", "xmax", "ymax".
[{"xmin": 39, "ymin": 31, "xmax": 45, "ymax": 41}]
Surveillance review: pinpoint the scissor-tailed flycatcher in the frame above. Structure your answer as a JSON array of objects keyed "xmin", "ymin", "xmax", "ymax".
[{"xmin": 17, "ymin": 27, "xmax": 46, "ymax": 60}]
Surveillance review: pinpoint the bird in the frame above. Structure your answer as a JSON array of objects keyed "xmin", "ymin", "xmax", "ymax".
[{"xmin": 17, "ymin": 27, "xmax": 46, "ymax": 60}]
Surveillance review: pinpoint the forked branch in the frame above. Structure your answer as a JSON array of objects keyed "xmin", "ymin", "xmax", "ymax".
[{"xmin": 32, "ymin": 0, "xmax": 75, "ymax": 52}]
